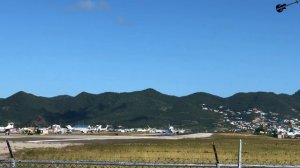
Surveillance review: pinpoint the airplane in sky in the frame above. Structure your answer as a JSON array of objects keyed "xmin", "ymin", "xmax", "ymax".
[{"xmin": 276, "ymin": 0, "xmax": 299, "ymax": 12}]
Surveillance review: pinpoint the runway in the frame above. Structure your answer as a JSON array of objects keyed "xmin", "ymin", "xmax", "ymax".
[{"xmin": 0, "ymin": 133, "xmax": 212, "ymax": 158}]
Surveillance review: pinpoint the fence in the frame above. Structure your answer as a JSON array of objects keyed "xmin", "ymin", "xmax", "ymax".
[
  {"xmin": 2, "ymin": 160, "xmax": 300, "ymax": 168},
  {"xmin": 2, "ymin": 140, "xmax": 300, "ymax": 168}
]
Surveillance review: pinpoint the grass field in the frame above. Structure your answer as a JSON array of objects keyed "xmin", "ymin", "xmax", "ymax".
[{"xmin": 15, "ymin": 134, "xmax": 300, "ymax": 165}]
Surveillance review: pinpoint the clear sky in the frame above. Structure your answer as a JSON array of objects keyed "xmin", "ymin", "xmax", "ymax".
[{"xmin": 0, "ymin": 0, "xmax": 299, "ymax": 98}]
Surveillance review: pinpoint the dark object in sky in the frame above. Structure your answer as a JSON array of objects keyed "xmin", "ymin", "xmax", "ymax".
[
  {"xmin": 276, "ymin": 0, "xmax": 299, "ymax": 13},
  {"xmin": 276, "ymin": 4, "xmax": 287, "ymax": 12}
]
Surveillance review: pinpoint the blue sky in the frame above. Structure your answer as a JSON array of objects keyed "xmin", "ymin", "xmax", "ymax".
[{"xmin": 0, "ymin": 0, "xmax": 299, "ymax": 98}]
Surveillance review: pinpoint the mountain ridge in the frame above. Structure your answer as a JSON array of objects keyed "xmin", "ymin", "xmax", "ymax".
[
  {"xmin": 0, "ymin": 89, "xmax": 299, "ymax": 131},
  {"xmin": 2, "ymin": 89, "xmax": 299, "ymax": 99}
]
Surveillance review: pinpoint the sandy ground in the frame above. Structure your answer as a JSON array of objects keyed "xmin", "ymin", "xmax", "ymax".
[
  {"xmin": 0, "ymin": 141, "xmax": 74, "ymax": 158},
  {"xmin": 0, "ymin": 133, "xmax": 212, "ymax": 159}
]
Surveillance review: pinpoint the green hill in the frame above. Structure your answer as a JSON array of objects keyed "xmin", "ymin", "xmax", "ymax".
[
  {"xmin": 0, "ymin": 89, "xmax": 299, "ymax": 131},
  {"xmin": 293, "ymin": 90, "xmax": 300, "ymax": 101}
]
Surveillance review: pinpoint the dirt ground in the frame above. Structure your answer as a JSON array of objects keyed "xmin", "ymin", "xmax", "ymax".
[
  {"xmin": 0, "ymin": 141, "xmax": 75, "ymax": 159},
  {"xmin": 0, "ymin": 133, "xmax": 212, "ymax": 159}
]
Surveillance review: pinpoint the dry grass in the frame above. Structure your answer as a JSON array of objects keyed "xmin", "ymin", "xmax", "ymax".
[{"xmin": 14, "ymin": 134, "xmax": 300, "ymax": 164}]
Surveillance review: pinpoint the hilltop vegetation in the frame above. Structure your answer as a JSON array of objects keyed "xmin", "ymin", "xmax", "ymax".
[{"xmin": 0, "ymin": 89, "xmax": 300, "ymax": 131}]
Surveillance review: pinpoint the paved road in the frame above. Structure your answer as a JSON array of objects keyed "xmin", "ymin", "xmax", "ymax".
[{"xmin": 1, "ymin": 133, "xmax": 212, "ymax": 142}]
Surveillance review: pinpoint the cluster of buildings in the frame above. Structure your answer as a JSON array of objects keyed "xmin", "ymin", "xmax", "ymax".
[
  {"xmin": 201, "ymin": 104, "xmax": 300, "ymax": 138},
  {"xmin": 0, "ymin": 123, "xmax": 186, "ymax": 136}
]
